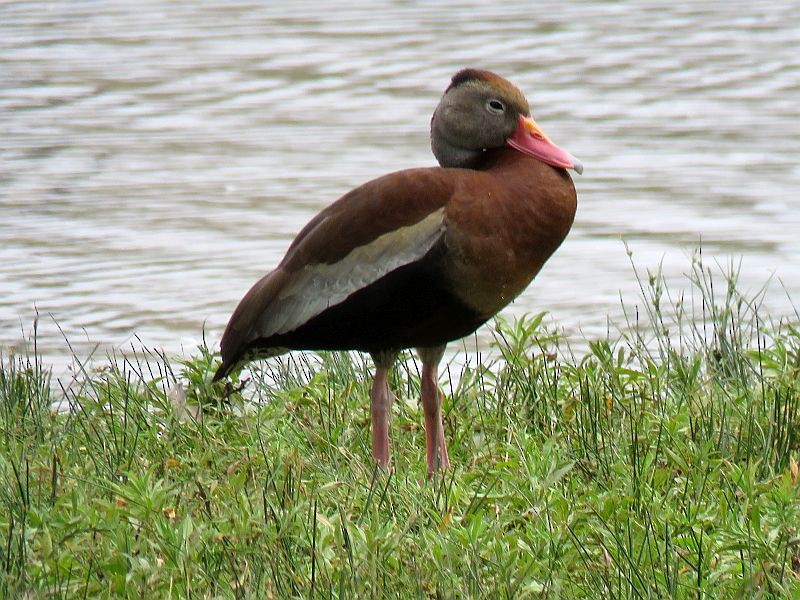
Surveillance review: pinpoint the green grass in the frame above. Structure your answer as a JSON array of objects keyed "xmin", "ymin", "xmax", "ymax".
[{"xmin": 2, "ymin": 257, "xmax": 800, "ymax": 598}]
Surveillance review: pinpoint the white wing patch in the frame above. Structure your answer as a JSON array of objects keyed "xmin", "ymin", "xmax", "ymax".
[{"xmin": 257, "ymin": 208, "xmax": 446, "ymax": 337}]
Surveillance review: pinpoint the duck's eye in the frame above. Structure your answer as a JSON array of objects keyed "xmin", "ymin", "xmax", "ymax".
[{"xmin": 486, "ymin": 99, "xmax": 505, "ymax": 114}]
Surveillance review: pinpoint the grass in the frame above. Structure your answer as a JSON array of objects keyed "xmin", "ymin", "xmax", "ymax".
[{"xmin": 1, "ymin": 255, "xmax": 800, "ymax": 598}]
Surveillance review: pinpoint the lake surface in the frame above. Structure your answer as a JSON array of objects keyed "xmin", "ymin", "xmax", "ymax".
[{"xmin": 2, "ymin": 1, "xmax": 800, "ymax": 374}]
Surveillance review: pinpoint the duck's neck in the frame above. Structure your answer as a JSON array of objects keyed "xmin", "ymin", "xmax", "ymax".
[
  {"xmin": 432, "ymin": 140, "xmax": 512, "ymax": 171},
  {"xmin": 431, "ymin": 137, "xmax": 480, "ymax": 169}
]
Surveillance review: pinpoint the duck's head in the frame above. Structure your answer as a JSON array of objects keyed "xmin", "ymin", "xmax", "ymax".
[{"xmin": 431, "ymin": 68, "xmax": 582, "ymax": 173}]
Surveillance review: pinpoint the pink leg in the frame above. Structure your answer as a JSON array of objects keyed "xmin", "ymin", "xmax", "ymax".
[
  {"xmin": 370, "ymin": 368, "xmax": 393, "ymax": 469},
  {"xmin": 370, "ymin": 351, "xmax": 398, "ymax": 470},
  {"xmin": 418, "ymin": 346, "xmax": 449, "ymax": 474}
]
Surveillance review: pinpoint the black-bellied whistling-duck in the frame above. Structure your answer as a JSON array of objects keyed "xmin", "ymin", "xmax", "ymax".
[{"xmin": 213, "ymin": 69, "xmax": 581, "ymax": 474}]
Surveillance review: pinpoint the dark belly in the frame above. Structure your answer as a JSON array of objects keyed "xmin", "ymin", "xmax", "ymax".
[{"xmin": 252, "ymin": 246, "xmax": 488, "ymax": 354}]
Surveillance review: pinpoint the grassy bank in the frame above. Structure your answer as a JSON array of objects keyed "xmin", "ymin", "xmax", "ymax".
[{"xmin": 1, "ymin": 260, "xmax": 800, "ymax": 598}]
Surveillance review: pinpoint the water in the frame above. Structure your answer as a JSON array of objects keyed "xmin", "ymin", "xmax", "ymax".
[{"xmin": 2, "ymin": 1, "xmax": 800, "ymax": 373}]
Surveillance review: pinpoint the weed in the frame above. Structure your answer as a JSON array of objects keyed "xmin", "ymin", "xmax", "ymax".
[{"xmin": 1, "ymin": 259, "xmax": 799, "ymax": 597}]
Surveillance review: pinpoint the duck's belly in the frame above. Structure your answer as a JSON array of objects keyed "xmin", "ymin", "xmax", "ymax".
[{"xmin": 255, "ymin": 244, "xmax": 488, "ymax": 354}]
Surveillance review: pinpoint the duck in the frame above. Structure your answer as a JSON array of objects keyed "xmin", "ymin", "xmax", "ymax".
[{"xmin": 213, "ymin": 68, "xmax": 581, "ymax": 474}]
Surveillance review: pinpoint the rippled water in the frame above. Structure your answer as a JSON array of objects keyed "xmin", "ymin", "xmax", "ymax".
[{"xmin": 2, "ymin": 1, "xmax": 800, "ymax": 372}]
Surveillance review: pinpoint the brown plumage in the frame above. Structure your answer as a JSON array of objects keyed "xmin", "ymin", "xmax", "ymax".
[{"xmin": 213, "ymin": 69, "xmax": 581, "ymax": 473}]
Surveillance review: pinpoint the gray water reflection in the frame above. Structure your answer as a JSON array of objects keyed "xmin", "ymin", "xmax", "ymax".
[{"xmin": 2, "ymin": 1, "xmax": 799, "ymax": 372}]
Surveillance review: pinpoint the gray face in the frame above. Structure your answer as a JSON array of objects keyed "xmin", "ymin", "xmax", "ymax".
[{"xmin": 430, "ymin": 78, "xmax": 531, "ymax": 168}]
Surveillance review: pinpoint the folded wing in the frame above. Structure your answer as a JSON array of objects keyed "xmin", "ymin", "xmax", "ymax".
[{"xmin": 214, "ymin": 168, "xmax": 456, "ymax": 379}]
